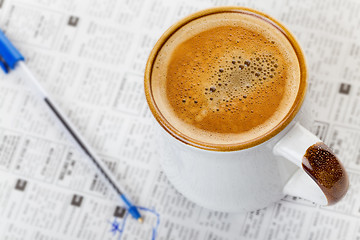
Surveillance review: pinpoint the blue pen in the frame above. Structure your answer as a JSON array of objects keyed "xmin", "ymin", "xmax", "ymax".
[{"xmin": 0, "ymin": 30, "xmax": 143, "ymax": 223}]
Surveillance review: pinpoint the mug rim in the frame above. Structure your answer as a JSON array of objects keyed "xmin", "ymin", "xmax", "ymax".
[{"xmin": 144, "ymin": 6, "xmax": 307, "ymax": 152}]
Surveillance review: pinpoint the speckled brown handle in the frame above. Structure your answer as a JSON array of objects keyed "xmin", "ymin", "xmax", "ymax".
[{"xmin": 302, "ymin": 142, "xmax": 349, "ymax": 205}]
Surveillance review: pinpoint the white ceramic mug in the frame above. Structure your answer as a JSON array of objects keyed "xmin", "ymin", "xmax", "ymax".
[{"xmin": 144, "ymin": 7, "xmax": 349, "ymax": 212}]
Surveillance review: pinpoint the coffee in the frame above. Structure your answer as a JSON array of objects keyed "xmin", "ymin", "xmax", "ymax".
[{"xmin": 150, "ymin": 11, "xmax": 302, "ymax": 146}]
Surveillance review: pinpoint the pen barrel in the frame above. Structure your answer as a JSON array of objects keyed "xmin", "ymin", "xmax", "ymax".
[
  {"xmin": 45, "ymin": 98, "xmax": 126, "ymax": 196},
  {"xmin": 17, "ymin": 62, "xmax": 47, "ymax": 98},
  {"xmin": 15, "ymin": 62, "xmax": 129, "ymax": 201}
]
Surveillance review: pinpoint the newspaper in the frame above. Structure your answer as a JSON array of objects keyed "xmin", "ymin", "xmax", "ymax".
[{"xmin": 0, "ymin": 0, "xmax": 359, "ymax": 239}]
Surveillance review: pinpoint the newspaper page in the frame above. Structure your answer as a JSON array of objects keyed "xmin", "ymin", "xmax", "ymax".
[{"xmin": 0, "ymin": 0, "xmax": 359, "ymax": 239}]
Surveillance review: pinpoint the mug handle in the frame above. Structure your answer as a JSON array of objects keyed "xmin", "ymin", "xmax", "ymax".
[{"xmin": 273, "ymin": 122, "xmax": 349, "ymax": 205}]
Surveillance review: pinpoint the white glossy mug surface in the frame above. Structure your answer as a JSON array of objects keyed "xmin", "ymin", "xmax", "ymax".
[{"xmin": 155, "ymin": 104, "xmax": 326, "ymax": 212}]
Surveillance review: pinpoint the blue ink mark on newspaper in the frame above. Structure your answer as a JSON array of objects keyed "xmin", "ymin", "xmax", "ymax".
[{"xmin": 110, "ymin": 206, "xmax": 160, "ymax": 240}]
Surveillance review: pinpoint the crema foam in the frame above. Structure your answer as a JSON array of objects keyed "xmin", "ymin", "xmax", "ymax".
[{"xmin": 151, "ymin": 12, "xmax": 301, "ymax": 145}]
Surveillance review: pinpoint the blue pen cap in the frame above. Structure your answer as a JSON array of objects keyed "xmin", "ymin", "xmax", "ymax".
[{"xmin": 0, "ymin": 30, "xmax": 24, "ymax": 73}]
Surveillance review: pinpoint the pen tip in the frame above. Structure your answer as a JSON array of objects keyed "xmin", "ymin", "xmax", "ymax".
[{"xmin": 138, "ymin": 217, "xmax": 143, "ymax": 223}]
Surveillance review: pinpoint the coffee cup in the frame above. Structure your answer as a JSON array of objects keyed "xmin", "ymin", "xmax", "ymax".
[{"xmin": 144, "ymin": 7, "xmax": 349, "ymax": 212}]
